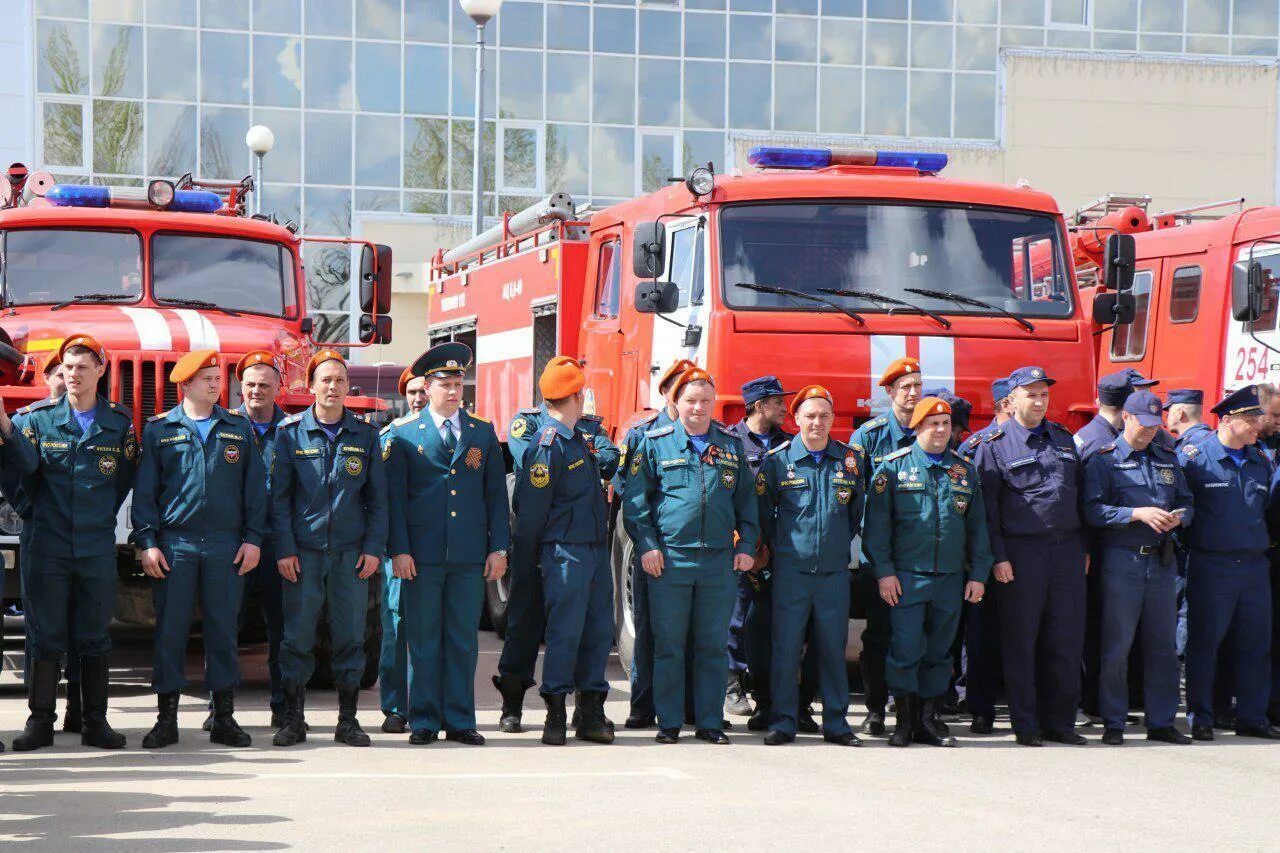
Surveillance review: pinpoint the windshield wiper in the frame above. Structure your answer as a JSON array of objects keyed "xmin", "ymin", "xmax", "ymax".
[
  {"xmin": 156, "ymin": 296, "xmax": 240, "ymax": 317},
  {"xmin": 734, "ymin": 282, "xmax": 865, "ymax": 326},
  {"xmin": 904, "ymin": 286, "xmax": 1035, "ymax": 332},
  {"xmin": 816, "ymin": 288, "xmax": 952, "ymax": 330},
  {"xmin": 51, "ymin": 293, "xmax": 137, "ymax": 311}
]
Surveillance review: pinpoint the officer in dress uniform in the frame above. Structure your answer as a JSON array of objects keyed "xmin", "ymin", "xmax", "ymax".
[
  {"xmin": 385, "ymin": 342, "xmax": 510, "ymax": 746},
  {"xmin": 1165, "ymin": 389, "xmax": 1211, "ymax": 449},
  {"xmin": 972, "ymin": 366, "xmax": 1087, "ymax": 747},
  {"xmin": 271, "ymin": 350, "xmax": 388, "ymax": 748},
  {"xmin": 864, "ymin": 397, "xmax": 992, "ymax": 748},
  {"xmin": 624, "ymin": 368, "xmax": 760, "ymax": 744},
  {"xmin": 134, "ymin": 350, "xmax": 268, "ymax": 749},
  {"xmin": 848, "ymin": 356, "xmax": 923, "ymax": 735},
  {"xmin": 511, "ymin": 358, "xmax": 615, "ymax": 745},
  {"xmin": 379, "ymin": 366, "xmax": 426, "ymax": 734},
  {"xmin": 11, "ymin": 336, "xmax": 128, "ymax": 752},
  {"xmin": 493, "ymin": 357, "xmax": 619, "ymax": 734},
  {"xmin": 757, "ymin": 385, "xmax": 863, "ymax": 746},
  {"xmin": 616, "ymin": 358, "xmax": 694, "ymax": 730},
  {"xmin": 1083, "ymin": 390, "xmax": 1194, "ymax": 745},
  {"xmin": 1180, "ymin": 385, "xmax": 1280, "ymax": 740}
]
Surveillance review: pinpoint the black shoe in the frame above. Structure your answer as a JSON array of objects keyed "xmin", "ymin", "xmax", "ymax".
[
  {"xmin": 797, "ymin": 707, "xmax": 820, "ymax": 734},
  {"xmin": 824, "ymin": 731, "xmax": 863, "ymax": 747},
  {"xmin": 694, "ymin": 728, "xmax": 729, "ymax": 744},
  {"xmin": 1015, "ymin": 731, "xmax": 1043, "ymax": 747},
  {"xmin": 202, "ymin": 710, "xmax": 215, "ymax": 732},
  {"xmin": 336, "ymin": 688, "xmax": 371, "ymax": 747},
  {"xmin": 888, "ymin": 694, "xmax": 916, "ymax": 748},
  {"xmin": 408, "ymin": 728, "xmax": 438, "ymax": 745},
  {"xmin": 970, "ymin": 713, "xmax": 994, "ymax": 735},
  {"xmin": 493, "ymin": 674, "xmax": 529, "ymax": 734},
  {"xmin": 273, "ymin": 686, "xmax": 307, "ymax": 747},
  {"xmin": 860, "ymin": 709, "xmax": 886, "ymax": 737},
  {"xmin": 1101, "ymin": 728, "xmax": 1124, "ymax": 746},
  {"xmin": 381, "ymin": 713, "xmax": 407, "ymax": 734},
  {"xmin": 1191, "ymin": 723, "xmax": 1215, "ymax": 742},
  {"xmin": 655, "ymin": 728, "xmax": 680, "ymax": 744},
  {"xmin": 1147, "ymin": 726, "xmax": 1192, "ymax": 745},
  {"xmin": 574, "ymin": 691, "xmax": 615, "ymax": 744},
  {"xmin": 143, "ymin": 691, "xmax": 181, "ymax": 749},
  {"xmin": 541, "ymin": 693, "xmax": 567, "ymax": 746},
  {"xmin": 1043, "ymin": 729, "xmax": 1088, "ymax": 746},
  {"xmin": 446, "ymin": 728, "xmax": 486, "ymax": 746},
  {"xmin": 624, "ymin": 713, "xmax": 656, "ymax": 730},
  {"xmin": 914, "ymin": 698, "xmax": 958, "ymax": 747},
  {"xmin": 1214, "ymin": 709, "xmax": 1236, "ymax": 730},
  {"xmin": 209, "ymin": 690, "xmax": 252, "ymax": 747},
  {"xmin": 725, "ymin": 675, "xmax": 753, "ymax": 717},
  {"xmin": 746, "ymin": 705, "xmax": 769, "ymax": 731},
  {"xmin": 62, "ymin": 679, "xmax": 82, "ymax": 734},
  {"xmin": 79, "ymin": 656, "xmax": 125, "ymax": 750},
  {"xmin": 14, "ymin": 660, "xmax": 60, "ymax": 752},
  {"xmin": 763, "ymin": 730, "xmax": 794, "ymax": 746},
  {"xmin": 1235, "ymin": 724, "xmax": 1280, "ymax": 740}
]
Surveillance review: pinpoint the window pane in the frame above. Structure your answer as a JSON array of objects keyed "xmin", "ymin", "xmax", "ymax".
[
  {"xmin": 93, "ymin": 99, "xmax": 142, "ymax": 173},
  {"xmin": 1188, "ymin": 0, "xmax": 1229, "ymax": 33},
  {"xmin": 154, "ymin": 235, "xmax": 290, "ymax": 315},
  {"xmin": 774, "ymin": 65, "xmax": 816, "ymax": 132},
  {"xmin": 304, "ymin": 241, "xmax": 352, "ymax": 314},
  {"xmin": 821, "ymin": 18, "xmax": 862, "ymax": 63},
  {"xmin": 865, "ymin": 67, "xmax": 906, "ymax": 135},
  {"xmin": 1141, "ymin": 0, "xmax": 1183, "ymax": 31},
  {"xmin": 252, "ymin": 35, "xmax": 302, "ymax": 107},
  {"xmin": 148, "ymin": 28, "xmax": 197, "ymax": 100},
  {"xmin": 775, "ymin": 17, "xmax": 817, "ymax": 62},
  {"xmin": 405, "ymin": 45, "xmax": 449, "ymax": 114},
  {"xmin": 866, "ymin": 0, "xmax": 906, "ymax": 18},
  {"xmin": 595, "ymin": 240, "xmax": 621, "ymax": 317},
  {"xmin": 909, "ymin": 70, "xmax": 950, "ymax": 137},
  {"xmin": 262, "ymin": 184, "xmax": 302, "ymax": 225},
  {"xmin": 545, "ymin": 123, "xmax": 589, "ymax": 195},
  {"xmin": 499, "ymin": 50, "xmax": 543, "ymax": 120},
  {"xmin": 499, "ymin": 1, "xmax": 543, "ymax": 48},
  {"xmin": 1186, "ymin": 34, "xmax": 1229, "ymax": 53},
  {"xmin": 452, "ymin": 46, "xmax": 497, "ymax": 120},
  {"xmin": 593, "ymin": 56, "xmax": 635, "ymax": 124},
  {"xmin": 732, "ymin": 0, "xmax": 771, "ymax": 11},
  {"xmin": 640, "ymin": 134, "xmax": 675, "ymax": 193},
  {"xmin": 356, "ymin": 41, "xmax": 400, "ymax": 112},
  {"xmin": 449, "ymin": 119, "xmax": 496, "ymax": 192},
  {"xmin": 1234, "ymin": 37, "xmax": 1278, "ymax": 57},
  {"xmin": 147, "ymin": 102, "xmax": 195, "ymax": 176},
  {"xmin": 1000, "ymin": 26, "xmax": 1043, "ymax": 46},
  {"xmin": 203, "ymin": 0, "xmax": 248, "ymax": 29},
  {"xmin": 253, "ymin": 108, "xmax": 301, "ymax": 182},
  {"xmin": 502, "ymin": 127, "xmax": 539, "ymax": 190},
  {"xmin": 37, "ymin": 0, "xmax": 87, "ymax": 15},
  {"xmin": 405, "ymin": 191, "xmax": 445, "ymax": 213},
  {"xmin": 1169, "ymin": 267, "xmax": 1201, "ymax": 322},
  {"xmin": 1235, "ymin": 0, "xmax": 1279, "ymax": 36},
  {"xmin": 202, "ymin": 32, "xmax": 249, "ymax": 103},
  {"xmin": 358, "ymin": 0, "xmax": 402, "ymax": 39},
  {"xmin": 686, "ymin": 12, "xmax": 726, "ymax": 58},
  {"xmin": 147, "ymin": 0, "xmax": 194, "ymax": 26},
  {"xmin": 595, "ymin": 7, "xmax": 636, "ymax": 53},
  {"xmin": 683, "ymin": 61, "xmax": 725, "ymax": 128},
  {"xmin": 956, "ymin": 25, "xmax": 997, "ymax": 69},
  {"xmin": 639, "ymin": 59, "xmax": 681, "ymax": 126},
  {"xmin": 253, "ymin": 0, "xmax": 299, "ymax": 32},
  {"xmin": 954, "ymin": 72, "xmax": 995, "ymax": 138},
  {"xmin": 42, "ymin": 102, "xmax": 84, "ymax": 168},
  {"xmin": 547, "ymin": 53, "xmax": 591, "ymax": 122},
  {"xmin": 306, "ymin": 186, "xmax": 352, "ymax": 235},
  {"xmin": 956, "ymin": 0, "xmax": 996, "ymax": 23},
  {"xmin": 547, "ymin": 4, "xmax": 590, "ymax": 50},
  {"xmin": 38, "ymin": 20, "xmax": 89, "ymax": 96},
  {"xmin": 1048, "ymin": 27, "xmax": 1091, "ymax": 47},
  {"xmin": 405, "ymin": 0, "xmax": 449, "ymax": 41},
  {"xmin": 92, "ymin": 24, "xmax": 142, "ymax": 98},
  {"xmin": 999, "ymin": 0, "xmax": 1042, "ymax": 25},
  {"xmin": 403, "ymin": 116, "xmax": 449, "ymax": 189},
  {"xmin": 911, "ymin": 22, "xmax": 952, "ymax": 68},
  {"xmin": 592, "ymin": 127, "xmax": 634, "ymax": 197},
  {"xmin": 866, "ymin": 21, "xmax": 907, "ymax": 66},
  {"xmin": 1139, "ymin": 33, "xmax": 1183, "ymax": 51},
  {"xmin": 729, "ymin": 62, "xmax": 770, "ymax": 129},
  {"xmin": 1093, "ymin": 0, "xmax": 1136, "ymax": 29},
  {"xmin": 913, "ymin": 0, "xmax": 952, "ymax": 21},
  {"xmin": 640, "ymin": 9, "xmax": 680, "ymax": 56},
  {"xmin": 819, "ymin": 66, "xmax": 861, "ymax": 133},
  {"xmin": 305, "ymin": 38, "xmax": 353, "ymax": 109},
  {"xmin": 306, "ymin": 0, "xmax": 351, "ymax": 36},
  {"xmin": 356, "ymin": 114, "xmax": 400, "ymax": 186},
  {"xmin": 1111, "ymin": 272, "xmax": 1151, "ymax": 358},
  {"xmin": 201, "ymin": 105, "xmax": 251, "ymax": 179},
  {"xmin": 730, "ymin": 15, "xmax": 771, "ymax": 60},
  {"xmin": 683, "ymin": 130, "xmax": 723, "ymax": 176},
  {"xmin": 777, "ymin": 0, "xmax": 817, "ymax": 12},
  {"xmin": 305, "ymin": 112, "xmax": 352, "ymax": 184}
]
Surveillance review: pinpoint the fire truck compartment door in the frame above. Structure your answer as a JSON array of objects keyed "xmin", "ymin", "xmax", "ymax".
[{"xmin": 647, "ymin": 217, "xmax": 709, "ymax": 410}]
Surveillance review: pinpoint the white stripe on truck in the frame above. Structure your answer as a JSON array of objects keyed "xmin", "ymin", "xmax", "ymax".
[
  {"xmin": 118, "ymin": 307, "xmax": 172, "ymax": 351},
  {"xmin": 476, "ymin": 326, "xmax": 534, "ymax": 365}
]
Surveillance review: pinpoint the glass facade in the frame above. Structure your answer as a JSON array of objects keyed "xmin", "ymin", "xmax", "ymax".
[{"xmin": 29, "ymin": 0, "xmax": 1280, "ymax": 329}]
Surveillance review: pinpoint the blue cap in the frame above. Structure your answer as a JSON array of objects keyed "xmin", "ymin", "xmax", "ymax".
[
  {"xmin": 990, "ymin": 375, "xmax": 1012, "ymax": 402},
  {"xmin": 1007, "ymin": 366, "xmax": 1055, "ymax": 389},
  {"xmin": 741, "ymin": 375, "xmax": 789, "ymax": 406},
  {"xmin": 1098, "ymin": 368, "xmax": 1159, "ymax": 406},
  {"xmin": 411, "ymin": 341, "xmax": 473, "ymax": 378},
  {"xmin": 930, "ymin": 390, "xmax": 971, "ymax": 429},
  {"xmin": 1123, "ymin": 389, "xmax": 1165, "ymax": 427},
  {"xmin": 1162, "ymin": 388, "xmax": 1203, "ymax": 411},
  {"xmin": 1211, "ymin": 385, "xmax": 1262, "ymax": 418}
]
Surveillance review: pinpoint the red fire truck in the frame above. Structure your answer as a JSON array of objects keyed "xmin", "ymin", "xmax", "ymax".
[
  {"xmin": 0, "ymin": 165, "xmax": 392, "ymax": 686},
  {"xmin": 429, "ymin": 146, "xmax": 1102, "ymax": 668}
]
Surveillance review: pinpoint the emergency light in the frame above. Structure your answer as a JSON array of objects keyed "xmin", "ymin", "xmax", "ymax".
[
  {"xmin": 747, "ymin": 146, "xmax": 948, "ymax": 174},
  {"xmin": 46, "ymin": 182, "xmax": 222, "ymax": 214}
]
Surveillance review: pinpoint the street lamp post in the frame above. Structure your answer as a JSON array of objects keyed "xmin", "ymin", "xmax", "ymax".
[
  {"xmin": 459, "ymin": 0, "xmax": 503, "ymax": 236},
  {"xmin": 245, "ymin": 124, "xmax": 275, "ymax": 217}
]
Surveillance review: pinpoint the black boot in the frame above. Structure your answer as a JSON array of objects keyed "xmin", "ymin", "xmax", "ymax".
[
  {"xmin": 541, "ymin": 692, "xmax": 567, "ymax": 745},
  {"xmin": 888, "ymin": 694, "xmax": 916, "ymax": 748},
  {"xmin": 143, "ymin": 691, "xmax": 180, "ymax": 749},
  {"xmin": 914, "ymin": 697, "xmax": 958, "ymax": 747},
  {"xmin": 63, "ymin": 678, "xmax": 82, "ymax": 734},
  {"xmin": 573, "ymin": 690, "xmax": 615, "ymax": 733},
  {"xmin": 13, "ymin": 660, "xmax": 59, "ymax": 751},
  {"xmin": 209, "ymin": 689, "xmax": 251, "ymax": 747},
  {"xmin": 574, "ymin": 691, "xmax": 615, "ymax": 744},
  {"xmin": 335, "ymin": 687, "xmax": 371, "ymax": 747},
  {"xmin": 273, "ymin": 686, "xmax": 307, "ymax": 746},
  {"xmin": 493, "ymin": 674, "xmax": 529, "ymax": 734},
  {"xmin": 859, "ymin": 652, "xmax": 888, "ymax": 735},
  {"xmin": 79, "ymin": 656, "xmax": 125, "ymax": 749}
]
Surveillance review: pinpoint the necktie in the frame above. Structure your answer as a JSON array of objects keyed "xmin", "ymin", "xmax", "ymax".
[{"xmin": 442, "ymin": 419, "xmax": 456, "ymax": 452}]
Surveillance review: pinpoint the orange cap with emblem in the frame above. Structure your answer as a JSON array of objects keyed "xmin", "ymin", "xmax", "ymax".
[
  {"xmin": 57, "ymin": 334, "xmax": 108, "ymax": 364},
  {"xmin": 539, "ymin": 357, "xmax": 586, "ymax": 400},
  {"xmin": 657, "ymin": 358, "xmax": 697, "ymax": 396},
  {"xmin": 39, "ymin": 351, "xmax": 62, "ymax": 377},
  {"xmin": 235, "ymin": 349, "xmax": 279, "ymax": 380},
  {"xmin": 879, "ymin": 357, "xmax": 921, "ymax": 388},
  {"xmin": 169, "ymin": 350, "xmax": 219, "ymax": 383},
  {"xmin": 789, "ymin": 384, "xmax": 834, "ymax": 417},
  {"xmin": 908, "ymin": 396, "xmax": 952, "ymax": 429},
  {"xmin": 670, "ymin": 367, "xmax": 714, "ymax": 402},
  {"xmin": 306, "ymin": 348, "xmax": 346, "ymax": 384}
]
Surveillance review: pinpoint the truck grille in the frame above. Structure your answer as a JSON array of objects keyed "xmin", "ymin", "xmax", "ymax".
[{"xmin": 110, "ymin": 355, "xmax": 179, "ymax": 419}]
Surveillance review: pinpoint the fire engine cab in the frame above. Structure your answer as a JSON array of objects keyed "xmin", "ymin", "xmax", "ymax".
[{"xmin": 430, "ymin": 146, "xmax": 1101, "ymax": 664}]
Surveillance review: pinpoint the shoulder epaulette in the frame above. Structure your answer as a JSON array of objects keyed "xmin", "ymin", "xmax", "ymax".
[
  {"xmin": 279, "ymin": 413, "xmax": 305, "ymax": 428},
  {"xmin": 630, "ymin": 411, "xmax": 659, "ymax": 429},
  {"xmin": 1179, "ymin": 443, "xmax": 1200, "ymax": 458},
  {"xmin": 827, "ymin": 437, "xmax": 850, "ymax": 453},
  {"xmin": 646, "ymin": 424, "xmax": 675, "ymax": 438},
  {"xmin": 983, "ymin": 429, "xmax": 1004, "ymax": 442},
  {"xmin": 224, "ymin": 408, "xmax": 248, "ymax": 420},
  {"xmin": 579, "ymin": 413, "xmax": 603, "ymax": 423},
  {"xmin": 538, "ymin": 425, "xmax": 558, "ymax": 447},
  {"xmin": 379, "ymin": 424, "xmax": 391, "ymax": 437},
  {"xmin": 1098, "ymin": 443, "xmax": 1116, "ymax": 453},
  {"xmin": 107, "ymin": 401, "xmax": 135, "ymax": 422},
  {"xmin": 872, "ymin": 416, "xmax": 888, "ymax": 427},
  {"xmin": 467, "ymin": 412, "xmax": 491, "ymax": 424},
  {"xmin": 18, "ymin": 397, "xmax": 58, "ymax": 416},
  {"xmin": 884, "ymin": 447, "xmax": 911, "ymax": 461},
  {"xmin": 711, "ymin": 418, "xmax": 727, "ymax": 429},
  {"xmin": 766, "ymin": 441, "xmax": 791, "ymax": 456},
  {"xmin": 146, "ymin": 413, "xmax": 167, "ymax": 424},
  {"xmin": 519, "ymin": 407, "xmax": 541, "ymax": 415},
  {"xmin": 392, "ymin": 412, "xmax": 417, "ymax": 427}
]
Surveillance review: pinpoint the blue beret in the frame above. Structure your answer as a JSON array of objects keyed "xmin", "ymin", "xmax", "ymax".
[
  {"xmin": 1211, "ymin": 385, "xmax": 1261, "ymax": 418},
  {"xmin": 1008, "ymin": 365, "xmax": 1055, "ymax": 389},
  {"xmin": 741, "ymin": 375, "xmax": 789, "ymax": 406}
]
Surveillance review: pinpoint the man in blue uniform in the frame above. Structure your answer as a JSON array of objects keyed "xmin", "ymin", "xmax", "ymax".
[
  {"xmin": 624, "ymin": 368, "xmax": 760, "ymax": 744},
  {"xmin": 757, "ymin": 385, "xmax": 863, "ymax": 746},
  {"xmin": 1165, "ymin": 389, "xmax": 1211, "ymax": 449},
  {"xmin": 493, "ymin": 357, "xmax": 619, "ymax": 734},
  {"xmin": 849, "ymin": 356, "xmax": 923, "ymax": 735},
  {"xmin": 511, "ymin": 358, "xmax": 614, "ymax": 745},
  {"xmin": 1181, "ymin": 385, "xmax": 1280, "ymax": 740},
  {"xmin": 271, "ymin": 350, "xmax": 388, "ymax": 747},
  {"xmin": 972, "ymin": 366, "xmax": 1087, "ymax": 746},
  {"xmin": 11, "ymin": 335, "xmax": 127, "ymax": 752},
  {"xmin": 134, "ymin": 350, "xmax": 268, "ymax": 749},
  {"xmin": 379, "ymin": 366, "xmax": 425, "ymax": 734},
  {"xmin": 1083, "ymin": 390, "xmax": 1194, "ymax": 745},
  {"xmin": 864, "ymin": 397, "xmax": 992, "ymax": 747},
  {"xmin": 385, "ymin": 342, "xmax": 510, "ymax": 746}
]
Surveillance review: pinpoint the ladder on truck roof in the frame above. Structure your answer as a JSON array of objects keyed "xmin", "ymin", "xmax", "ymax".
[
  {"xmin": 1071, "ymin": 192, "xmax": 1246, "ymax": 228},
  {"xmin": 1069, "ymin": 193, "xmax": 1151, "ymax": 226},
  {"xmin": 433, "ymin": 192, "xmax": 589, "ymax": 278}
]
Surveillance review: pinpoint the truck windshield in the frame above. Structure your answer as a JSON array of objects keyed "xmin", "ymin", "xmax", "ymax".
[
  {"xmin": 720, "ymin": 202, "xmax": 1073, "ymax": 318},
  {"xmin": 152, "ymin": 233, "xmax": 295, "ymax": 317},
  {"xmin": 1, "ymin": 229, "xmax": 142, "ymax": 305}
]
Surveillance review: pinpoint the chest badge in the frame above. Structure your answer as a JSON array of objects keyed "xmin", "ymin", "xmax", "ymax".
[
  {"xmin": 948, "ymin": 463, "xmax": 966, "ymax": 484},
  {"xmin": 953, "ymin": 496, "xmax": 970, "ymax": 515},
  {"xmin": 98, "ymin": 455, "xmax": 118, "ymax": 476},
  {"xmin": 345, "ymin": 455, "xmax": 364, "ymax": 476},
  {"xmin": 844, "ymin": 452, "xmax": 859, "ymax": 477},
  {"xmin": 124, "ymin": 434, "xmax": 138, "ymax": 462},
  {"xmin": 873, "ymin": 473, "xmax": 888, "ymax": 494},
  {"xmin": 630, "ymin": 453, "xmax": 642, "ymax": 476},
  {"xmin": 756, "ymin": 472, "xmax": 766, "ymax": 496},
  {"xmin": 224, "ymin": 444, "xmax": 241, "ymax": 465},
  {"xmin": 465, "ymin": 446, "xmax": 483, "ymax": 470},
  {"xmin": 1159, "ymin": 467, "xmax": 1174, "ymax": 485},
  {"xmin": 530, "ymin": 462, "xmax": 550, "ymax": 489},
  {"xmin": 510, "ymin": 418, "xmax": 527, "ymax": 439},
  {"xmin": 721, "ymin": 468, "xmax": 737, "ymax": 490},
  {"xmin": 836, "ymin": 485, "xmax": 853, "ymax": 505},
  {"xmin": 382, "ymin": 441, "xmax": 391, "ymax": 461}
]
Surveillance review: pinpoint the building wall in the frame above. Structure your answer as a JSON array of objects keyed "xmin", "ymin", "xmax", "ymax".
[{"xmin": 0, "ymin": 0, "xmax": 33, "ymax": 169}]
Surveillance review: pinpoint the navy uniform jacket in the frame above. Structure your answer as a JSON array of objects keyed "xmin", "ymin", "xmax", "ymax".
[
  {"xmin": 756, "ymin": 437, "xmax": 862, "ymax": 575},
  {"xmin": 725, "ymin": 419, "xmax": 792, "ymax": 477},
  {"xmin": 972, "ymin": 417, "xmax": 1083, "ymax": 564},
  {"xmin": 2, "ymin": 397, "xmax": 58, "ymax": 519},
  {"xmin": 271, "ymin": 407, "xmax": 388, "ymax": 556},
  {"xmin": 384, "ymin": 408, "xmax": 510, "ymax": 564},
  {"xmin": 512, "ymin": 420, "xmax": 608, "ymax": 565},
  {"xmin": 1083, "ymin": 437, "xmax": 1194, "ymax": 547},
  {"xmin": 1178, "ymin": 435, "xmax": 1270, "ymax": 554},
  {"xmin": 1073, "ymin": 414, "xmax": 1120, "ymax": 463},
  {"xmin": 849, "ymin": 412, "xmax": 914, "ymax": 489},
  {"xmin": 623, "ymin": 418, "xmax": 759, "ymax": 562},
  {"xmin": 132, "ymin": 405, "xmax": 268, "ymax": 550},
  {"xmin": 508, "ymin": 406, "xmax": 620, "ymax": 481},
  {"xmin": 1176, "ymin": 422, "xmax": 1213, "ymax": 450},
  {"xmin": 958, "ymin": 419, "xmax": 1002, "ymax": 460}
]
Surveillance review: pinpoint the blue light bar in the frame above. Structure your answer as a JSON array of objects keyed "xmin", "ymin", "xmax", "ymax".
[
  {"xmin": 168, "ymin": 189, "xmax": 223, "ymax": 214},
  {"xmin": 747, "ymin": 147, "xmax": 832, "ymax": 169},
  {"xmin": 746, "ymin": 146, "xmax": 948, "ymax": 174},
  {"xmin": 46, "ymin": 184, "xmax": 111, "ymax": 208},
  {"xmin": 872, "ymin": 150, "xmax": 949, "ymax": 172}
]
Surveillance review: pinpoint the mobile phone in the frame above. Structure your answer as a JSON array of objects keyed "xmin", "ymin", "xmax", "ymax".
[{"xmin": 1171, "ymin": 508, "xmax": 1187, "ymax": 517}]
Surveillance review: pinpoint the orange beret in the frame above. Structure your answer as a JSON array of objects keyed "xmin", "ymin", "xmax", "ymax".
[
  {"xmin": 397, "ymin": 366, "xmax": 416, "ymax": 397},
  {"xmin": 671, "ymin": 367, "xmax": 714, "ymax": 402},
  {"xmin": 57, "ymin": 334, "xmax": 107, "ymax": 364},
  {"xmin": 879, "ymin": 357, "xmax": 921, "ymax": 388},
  {"xmin": 789, "ymin": 384, "xmax": 833, "ymax": 417},
  {"xmin": 657, "ymin": 358, "xmax": 697, "ymax": 395},
  {"xmin": 908, "ymin": 396, "xmax": 952, "ymax": 429},
  {"xmin": 235, "ymin": 349, "xmax": 279, "ymax": 380},
  {"xmin": 539, "ymin": 357, "xmax": 586, "ymax": 401},
  {"xmin": 306, "ymin": 348, "xmax": 346, "ymax": 384},
  {"xmin": 170, "ymin": 350, "xmax": 219, "ymax": 383},
  {"xmin": 39, "ymin": 351, "xmax": 62, "ymax": 376}
]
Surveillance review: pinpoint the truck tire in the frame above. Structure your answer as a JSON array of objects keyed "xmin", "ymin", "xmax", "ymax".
[
  {"xmin": 307, "ymin": 575, "xmax": 383, "ymax": 691},
  {"xmin": 611, "ymin": 522, "xmax": 637, "ymax": 679},
  {"xmin": 482, "ymin": 473, "xmax": 519, "ymax": 638}
]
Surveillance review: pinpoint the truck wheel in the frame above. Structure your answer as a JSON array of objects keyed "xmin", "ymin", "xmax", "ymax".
[
  {"xmin": 307, "ymin": 579, "xmax": 384, "ymax": 691},
  {"xmin": 611, "ymin": 523, "xmax": 637, "ymax": 679},
  {"xmin": 483, "ymin": 472, "xmax": 519, "ymax": 638}
]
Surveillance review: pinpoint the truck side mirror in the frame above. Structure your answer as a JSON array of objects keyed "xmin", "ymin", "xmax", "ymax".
[
  {"xmin": 359, "ymin": 313, "xmax": 393, "ymax": 345},
  {"xmin": 359, "ymin": 243, "xmax": 393, "ymax": 315},
  {"xmin": 1232, "ymin": 259, "xmax": 1265, "ymax": 323},
  {"xmin": 635, "ymin": 281, "xmax": 679, "ymax": 314},
  {"xmin": 632, "ymin": 222, "xmax": 666, "ymax": 279},
  {"xmin": 1092, "ymin": 291, "xmax": 1135, "ymax": 326},
  {"xmin": 1103, "ymin": 233, "xmax": 1136, "ymax": 292}
]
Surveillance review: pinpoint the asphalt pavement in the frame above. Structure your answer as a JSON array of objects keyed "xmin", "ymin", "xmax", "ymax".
[{"xmin": 2, "ymin": 626, "xmax": 1279, "ymax": 851}]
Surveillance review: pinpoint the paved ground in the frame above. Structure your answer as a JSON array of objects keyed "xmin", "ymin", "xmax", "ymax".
[{"xmin": 2, "ymin": 626, "xmax": 1279, "ymax": 852}]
